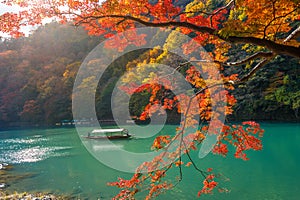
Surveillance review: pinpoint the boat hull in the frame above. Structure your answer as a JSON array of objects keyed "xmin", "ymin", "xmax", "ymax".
[{"xmin": 83, "ymin": 135, "xmax": 131, "ymax": 140}]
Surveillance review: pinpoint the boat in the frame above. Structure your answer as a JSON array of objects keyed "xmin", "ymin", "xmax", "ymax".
[{"xmin": 83, "ymin": 128, "xmax": 131, "ymax": 140}]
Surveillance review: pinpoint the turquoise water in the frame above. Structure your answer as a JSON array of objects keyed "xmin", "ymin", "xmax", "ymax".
[{"xmin": 0, "ymin": 123, "xmax": 299, "ymax": 199}]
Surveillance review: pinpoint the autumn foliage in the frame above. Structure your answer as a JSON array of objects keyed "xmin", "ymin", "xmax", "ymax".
[{"xmin": 1, "ymin": 0, "xmax": 299, "ymax": 199}]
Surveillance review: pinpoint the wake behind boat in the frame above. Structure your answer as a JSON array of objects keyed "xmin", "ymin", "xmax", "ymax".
[{"xmin": 83, "ymin": 128, "xmax": 131, "ymax": 140}]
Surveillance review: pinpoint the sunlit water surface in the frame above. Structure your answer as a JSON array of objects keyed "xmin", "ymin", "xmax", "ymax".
[{"xmin": 0, "ymin": 123, "xmax": 299, "ymax": 199}]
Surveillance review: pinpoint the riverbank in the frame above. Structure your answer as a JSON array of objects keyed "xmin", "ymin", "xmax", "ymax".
[
  {"xmin": 0, "ymin": 163, "xmax": 72, "ymax": 200},
  {"xmin": 0, "ymin": 191, "xmax": 69, "ymax": 200}
]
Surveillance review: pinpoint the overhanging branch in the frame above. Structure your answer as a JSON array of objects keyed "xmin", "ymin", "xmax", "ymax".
[
  {"xmin": 226, "ymin": 36, "xmax": 300, "ymax": 58},
  {"xmin": 236, "ymin": 58, "xmax": 271, "ymax": 84},
  {"xmin": 185, "ymin": 51, "xmax": 274, "ymax": 66},
  {"xmin": 80, "ymin": 14, "xmax": 300, "ymax": 58},
  {"xmin": 223, "ymin": 52, "xmax": 274, "ymax": 66},
  {"xmin": 284, "ymin": 26, "xmax": 300, "ymax": 43}
]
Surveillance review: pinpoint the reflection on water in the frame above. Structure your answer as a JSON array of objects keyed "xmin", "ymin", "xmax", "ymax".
[
  {"xmin": 1, "ymin": 146, "xmax": 71, "ymax": 164},
  {"xmin": 92, "ymin": 144, "xmax": 123, "ymax": 151},
  {"xmin": 2, "ymin": 137, "xmax": 47, "ymax": 144},
  {"xmin": 0, "ymin": 132, "xmax": 71, "ymax": 164}
]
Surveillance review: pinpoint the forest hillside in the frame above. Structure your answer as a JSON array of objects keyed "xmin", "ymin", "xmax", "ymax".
[{"xmin": 0, "ymin": 22, "xmax": 299, "ymax": 128}]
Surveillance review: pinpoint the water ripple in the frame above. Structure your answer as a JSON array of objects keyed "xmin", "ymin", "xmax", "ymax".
[
  {"xmin": 0, "ymin": 137, "xmax": 48, "ymax": 145},
  {"xmin": 0, "ymin": 146, "xmax": 72, "ymax": 164},
  {"xmin": 0, "ymin": 134, "xmax": 72, "ymax": 164}
]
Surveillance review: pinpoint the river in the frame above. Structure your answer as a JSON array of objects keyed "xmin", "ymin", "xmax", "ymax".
[{"xmin": 0, "ymin": 123, "xmax": 299, "ymax": 199}]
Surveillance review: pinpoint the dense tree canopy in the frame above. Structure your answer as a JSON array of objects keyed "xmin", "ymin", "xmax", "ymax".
[
  {"xmin": 0, "ymin": 23, "xmax": 298, "ymax": 127},
  {"xmin": 0, "ymin": 22, "xmax": 101, "ymax": 126},
  {"xmin": 1, "ymin": 0, "xmax": 299, "ymax": 56},
  {"xmin": 0, "ymin": 0, "xmax": 299, "ymax": 199}
]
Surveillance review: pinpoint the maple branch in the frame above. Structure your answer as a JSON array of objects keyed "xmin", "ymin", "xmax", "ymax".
[
  {"xmin": 209, "ymin": 0, "xmax": 235, "ymax": 27},
  {"xmin": 183, "ymin": 141, "xmax": 207, "ymax": 178},
  {"xmin": 83, "ymin": 14, "xmax": 300, "ymax": 58},
  {"xmin": 236, "ymin": 57, "xmax": 272, "ymax": 84},
  {"xmin": 223, "ymin": 51, "xmax": 274, "ymax": 66},
  {"xmin": 173, "ymin": 0, "xmax": 235, "ymax": 27},
  {"xmin": 186, "ymin": 51, "xmax": 274, "ymax": 67},
  {"xmin": 225, "ymin": 36, "xmax": 300, "ymax": 58},
  {"xmin": 77, "ymin": 14, "xmax": 216, "ymax": 33},
  {"xmin": 183, "ymin": 58, "xmax": 272, "ymax": 95},
  {"xmin": 284, "ymin": 26, "xmax": 300, "ymax": 42},
  {"xmin": 178, "ymin": 155, "xmax": 183, "ymax": 181},
  {"xmin": 191, "ymin": 57, "xmax": 273, "ymax": 86},
  {"xmin": 158, "ymin": 51, "xmax": 273, "ymax": 98},
  {"xmin": 263, "ymin": 5, "xmax": 299, "ymax": 39}
]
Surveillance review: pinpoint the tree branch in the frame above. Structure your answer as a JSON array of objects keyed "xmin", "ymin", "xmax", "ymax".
[
  {"xmin": 263, "ymin": 5, "xmax": 299, "ymax": 39},
  {"xmin": 173, "ymin": 0, "xmax": 235, "ymax": 27},
  {"xmin": 225, "ymin": 36, "xmax": 299, "ymax": 58},
  {"xmin": 158, "ymin": 51, "xmax": 273, "ymax": 94},
  {"xmin": 236, "ymin": 58, "xmax": 272, "ymax": 84},
  {"xmin": 223, "ymin": 51, "xmax": 274, "ymax": 66},
  {"xmin": 284, "ymin": 25, "xmax": 300, "ymax": 43},
  {"xmin": 186, "ymin": 51, "xmax": 274, "ymax": 67},
  {"xmin": 209, "ymin": 0, "xmax": 235, "ymax": 27},
  {"xmin": 84, "ymin": 14, "xmax": 300, "ymax": 58},
  {"xmin": 87, "ymin": 14, "xmax": 217, "ymax": 34}
]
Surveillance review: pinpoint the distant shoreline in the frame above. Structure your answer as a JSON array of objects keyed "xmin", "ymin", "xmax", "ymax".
[{"xmin": 1, "ymin": 120, "xmax": 299, "ymax": 132}]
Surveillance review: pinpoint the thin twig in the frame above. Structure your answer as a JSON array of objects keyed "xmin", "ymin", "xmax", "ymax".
[
  {"xmin": 236, "ymin": 57, "xmax": 272, "ymax": 84},
  {"xmin": 209, "ymin": 0, "xmax": 235, "ymax": 27},
  {"xmin": 182, "ymin": 140, "xmax": 207, "ymax": 178},
  {"xmin": 263, "ymin": 5, "xmax": 299, "ymax": 39},
  {"xmin": 184, "ymin": 51, "xmax": 274, "ymax": 67}
]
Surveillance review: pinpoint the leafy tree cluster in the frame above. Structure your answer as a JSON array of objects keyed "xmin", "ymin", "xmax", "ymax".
[
  {"xmin": 0, "ymin": 22, "xmax": 101, "ymax": 127},
  {"xmin": 0, "ymin": 22, "xmax": 152, "ymax": 128},
  {"xmin": 0, "ymin": 0, "xmax": 299, "ymax": 197},
  {"xmin": 225, "ymin": 46, "xmax": 300, "ymax": 121},
  {"xmin": 0, "ymin": 21, "xmax": 299, "ymax": 130}
]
